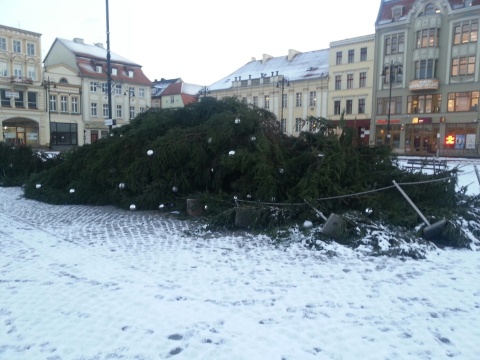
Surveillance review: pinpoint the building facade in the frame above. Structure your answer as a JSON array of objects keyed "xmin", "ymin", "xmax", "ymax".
[
  {"xmin": 328, "ymin": 35, "xmax": 375, "ymax": 145},
  {"xmin": 43, "ymin": 38, "xmax": 152, "ymax": 148},
  {"xmin": 0, "ymin": 25, "xmax": 45, "ymax": 147},
  {"xmin": 373, "ymin": 0, "xmax": 480, "ymax": 156},
  {"xmin": 207, "ymin": 49, "xmax": 329, "ymax": 136}
]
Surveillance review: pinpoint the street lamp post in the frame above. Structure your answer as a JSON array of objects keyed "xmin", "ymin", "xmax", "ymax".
[
  {"xmin": 381, "ymin": 61, "xmax": 402, "ymax": 145},
  {"xmin": 276, "ymin": 76, "xmax": 290, "ymax": 126},
  {"xmin": 43, "ymin": 77, "xmax": 56, "ymax": 149}
]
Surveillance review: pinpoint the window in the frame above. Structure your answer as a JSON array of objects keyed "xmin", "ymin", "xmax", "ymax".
[
  {"xmin": 348, "ymin": 50, "xmax": 354, "ymax": 63},
  {"xmin": 116, "ymin": 105, "xmax": 122, "ymax": 118},
  {"xmin": 139, "ymin": 88, "xmax": 145, "ymax": 98},
  {"xmin": 101, "ymin": 130, "xmax": 108, "ymax": 139},
  {"xmin": 50, "ymin": 123, "xmax": 78, "ymax": 146},
  {"xmin": 347, "ymin": 74, "xmax": 354, "ymax": 89},
  {"xmin": 27, "ymin": 43, "xmax": 35, "ymax": 56},
  {"xmin": 129, "ymin": 87, "xmax": 135, "ymax": 97},
  {"xmin": 14, "ymin": 91, "xmax": 24, "ymax": 108},
  {"xmin": 309, "ymin": 91, "xmax": 316, "ymax": 107},
  {"xmin": 383, "ymin": 64, "xmax": 403, "ymax": 84},
  {"xmin": 27, "ymin": 65, "xmax": 36, "ymax": 81},
  {"xmin": 358, "ymin": 98, "xmax": 365, "ymax": 114},
  {"xmin": 170, "ymin": 96, "xmax": 174, "ymax": 104},
  {"xmin": 360, "ymin": 47, "xmax": 367, "ymax": 61},
  {"xmin": 416, "ymin": 28, "xmax": 439, "ymax": 48},
  {"xmin": 253, "ymin": 96, "xmax": 258, "ymax": 107},
  {"xmin": 61, "ymin": 96, "xmax": 68, "ymax": 112},
  {"xmin": 407, "ymin": 94, "xmax": 442, "ymax": 113},
  {"xmin": 280, "ymin": 119, "xmax": 286, "ymax": 132},
  {"xmin": 1, "ymin": 90, "xmax": 9, "ymax": 107},
  {"xmin": 415, "ymin": 60, "xmax": 435, "ymax": 79},
  {"xmin": 346, "ymin": 100, "xmax": 353, "ymax": 114},
  {"xmin": 264, "ymin": 95, "xmax": 270, "ymax": 109},
  {"xmin": 0, "ymin": 61, "xmax": 8, "ymax": 77},
  {"xmin": 393, "ymin": 7, "xmax": 403, "ymax": 21},
  {"xmin": 296, "ymin": 93, "xmax": 302, "ymax": 107},
  {"xmin": 282, "ymin": 94, "xmax": 287, "ymax": 108},
  {"xmin": 0, "ymin": 38, "xmax": 6, "ymax": 51},
  {"xmin": 336, "ymin": 51, "xmax": 342, "ymax": 65},
  {"xmin": 334, "ymin": 100, "xmax": 341, "ymax": 115},
  {"xmin": 451, "ymin": 56, "xmax": 476, "ymax": 77},
  {"xmin": 27, "ymin": 92, "xmax": 37, "ymax": 109},
  {"xmin": 454, "ymin": 21, "xmax": 478, "ymax": 44},
  {"xmin": 359, "ymin": 72, "xmax": 366, "ymax": 88},
  {"xmin": 90, "ymin": 81, "xmax": 98, "ymax": 92},
  {"xmin": 91, "ymin": 130, "xmax": 98, "ymax": 143},
  {"xmin": 113, "ymin": 84, "xmax": 121, "ymax": 95},
  {"xmin": 128, "ymin": 70, "xmax": 134, "ymax": 77},
  {"xmin": 384, "ymin": 33, "xmax": 404, "ymax": 55},
  {"xmin": 424, "ymin": 3, "xmax": 436, "ymax": 15},
  {"xmin": 91, "ymin": 102, "xmax": 97, "ymax": 116},
  {"xmin": 377, "ymin": 96, "xmax": 402, "ymax": 115},
  {"xmin": 112, "ymin": 68, "xmax": 118, "ymax": 76},
  {"xmin": 103, "ymin": 104, "xmax": 109, "ymax": 118},
  {"xmin": 129, "ymin": 106, "xmax": 135, "ymax": 120},
  {"xmin": 49, "ymin": 95, "xmax": 57, "ymax": 111},
  {"xmin": 140, "ymin": 107, "xmax": 145, "ymax": 113},
  {"xmin": 96, "ymin": 65, "xmax": 102, "ymax": 73},
  {"xmin": 13, "ymin": 40, "xmax": 21, "ymax": 53},
  {"xmin": 447, "ymin": 91, "xmax": 479, "ymax": 112},
  {"xmin": 14, "ymin": 63, "xmax": 22, "ymax": 77},
  {"xmin": 72, "ymin": 97, "xmax": 79, "ymax": 113},
  {"xmin": 335, "ymin": 75, "xmax": 342, "ymax": 90},
  {"xmin": 295, "ymin": 118, "xmax": 302, "ymax": 132}
]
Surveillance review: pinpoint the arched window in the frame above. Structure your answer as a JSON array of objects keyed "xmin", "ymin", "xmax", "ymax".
[
  {"xmin": 59, "ymin": 77, "xmax": 68, "ymax": 84},
  {"xmin": 424, "ymin": 4, "xmax": 436, "ymax": 15}
]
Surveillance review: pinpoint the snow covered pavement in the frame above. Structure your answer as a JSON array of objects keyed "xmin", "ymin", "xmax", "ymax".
[{"xmin": 1, "ymin": 186, "xmax": 480, "ymax": 360}]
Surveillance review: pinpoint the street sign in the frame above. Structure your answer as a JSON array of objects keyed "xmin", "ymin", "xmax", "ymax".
[{"xmin": 5, "ymin": 91, "xmax": 19, "ymax": 98}]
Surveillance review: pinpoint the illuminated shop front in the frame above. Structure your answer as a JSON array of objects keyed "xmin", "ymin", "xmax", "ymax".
[{"xmin": 1, "ymin": 119, "xmax": 39, "ymax": 147}]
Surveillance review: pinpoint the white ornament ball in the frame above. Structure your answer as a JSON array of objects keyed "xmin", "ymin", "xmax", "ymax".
[
  {"xmin": 303, "ymin": 220, "xmax": 313, "ymax": 229},
  {"xmin": 147, "ymin": 150, "xmax": 154, "ymax": 156},
  {"xmin": 69, "ymin": 189, "xmax": 75, "ymax": 194},
  {"xmin": 35, "ymin": 184, "xmax": 42, "ymax": 189},
  {"xmin": 229, "ymin": 150, "xmax": 235, "ymax": 156},
  {"xmin": 130, "ymin": 204, "xmax": 136, "ymax": 211}
]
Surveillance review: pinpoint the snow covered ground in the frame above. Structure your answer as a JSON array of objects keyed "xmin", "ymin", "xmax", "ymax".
[{"xmin": 1, "ymin": 158, "xmax": 480, "ymax": 360}]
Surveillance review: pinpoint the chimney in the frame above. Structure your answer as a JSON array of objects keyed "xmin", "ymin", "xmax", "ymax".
[
  {"xmin": 73, "ymin": 38, "xmax": 84, "ymax": 44},
  {"xmin": 94, "ymin": 43, "xmax": 104, "ymax": 48}
]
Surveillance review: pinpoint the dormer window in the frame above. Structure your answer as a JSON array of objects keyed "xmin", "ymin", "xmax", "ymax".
[
  {"xmin": 96, "ymin": 65, "xmax": 102, "ymax": 73},
  {"xmin": 128, "ymin": 70, "xmax": 134, "ymax": 78},
  {"xmin": 112, "ymin": 67, "xmax": 117, "ymax": 76},
  {"xmin": 392, "ymin": 6, "xmax": 403, "ymax": 21}
]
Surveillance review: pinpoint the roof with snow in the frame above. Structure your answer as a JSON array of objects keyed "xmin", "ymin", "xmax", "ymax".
[
  {"xmin": 376, "ymin": 0, "xmax": 480, "ymax": 26},
  {"xmin": 208, "ymin": 49, "xmax": 330, "ymax": 91},
  {"xmin": 54, "ymin": 38, "xmax": 140, "ymax": 66}
]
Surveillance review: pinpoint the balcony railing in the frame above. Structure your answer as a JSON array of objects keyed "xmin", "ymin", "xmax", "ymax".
[{"xmin": 9, "ymin": 76, "xmax": 34, "ymax": 85}]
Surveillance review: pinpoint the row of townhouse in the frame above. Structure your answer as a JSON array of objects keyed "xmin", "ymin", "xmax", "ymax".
[
  {"xmin": 2, "ymin": 0, "xmax": 480, "ymax": 157},
  {"xmin": 1, "ymin": 26, "xmax": 152, "ymax": 150},
  {"xmin": 208, "ymin": 0, "xmax": 480, "ymax": 157}
]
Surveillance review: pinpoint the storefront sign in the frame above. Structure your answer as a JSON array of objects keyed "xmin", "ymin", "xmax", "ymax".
[
  {"xmin": 409, "ymin": 79, "xmax": 439, "ymax": 91},
  {"xmin": 5, "ymin": 91, "xmax": 19, "ymax": 98},
  {"xmin": 375, "ymin": 119, "xmax": 401, "ymax": 125},
  {"xmin": 455, "ymin": 134, "xmax": 466, "ymax": 149},
  {"xmin": 445, "ymin": 134, "xmax": 455, "ymax": 145},
  {"xmin": 411, "ymin": 117, "xmax": 432, "ymax": 124}
]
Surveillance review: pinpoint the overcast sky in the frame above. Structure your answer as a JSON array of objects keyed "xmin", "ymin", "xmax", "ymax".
[{"xmin": 0, "ymin": 0, "xmax": 379, "ymax": 86}]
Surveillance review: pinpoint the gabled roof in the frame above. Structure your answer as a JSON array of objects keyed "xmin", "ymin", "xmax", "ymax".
[
  {"xmin": 53, "ymin": 38, "xmax": 138, "ymax": 65},
  {"xmin": 160, "ymin": 82, "xmax": 203, "ymax": 96},
  {"xmin": 376, "ymin": 0, "xmax": 480, "ymax": 26},
  {"xmin": 151, "ymin": 78, "xmax": 182, "ymax": 97},
  {"xmin": 46, "ymin": 38, "xmax": 151, "ymax": 85},
  {"xmin": 208, "ymin": 49, "xmax": 329, "ymax": 91}
]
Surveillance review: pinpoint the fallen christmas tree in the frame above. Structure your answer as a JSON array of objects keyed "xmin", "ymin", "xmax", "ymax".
[{"xmin": 13, "ymin": 97, "xmax": 476, "ymax": 250}]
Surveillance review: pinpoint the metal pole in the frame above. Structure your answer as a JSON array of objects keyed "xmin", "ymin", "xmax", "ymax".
[
  {"xmin": 392, "ymin": 180, "xmax": 430, "ymax": 226},
  {"xmin": 106, "ymin": 0, "xmax": 112, "ymax": 134},
  {"xmin": 386, "ymin": 61, "xmax": 393, "ymax": 145}
]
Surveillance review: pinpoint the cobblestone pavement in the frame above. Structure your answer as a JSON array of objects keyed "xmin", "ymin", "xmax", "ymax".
[{"xmin": 1, "ymin": 186, "xmax": 480, "ymax": 360}]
